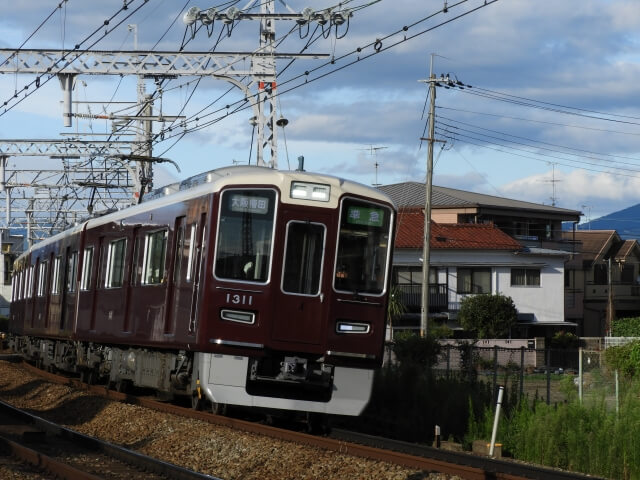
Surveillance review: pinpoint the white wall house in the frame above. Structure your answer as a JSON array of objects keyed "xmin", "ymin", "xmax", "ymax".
[{"xmin": 392, "ymin": 213, "xmax": 572, "ymax": 336}]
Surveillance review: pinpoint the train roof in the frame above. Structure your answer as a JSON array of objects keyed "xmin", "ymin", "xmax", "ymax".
[{"xmin": 17, "ymin": 166, "xmax": 395, "ymax": 263}]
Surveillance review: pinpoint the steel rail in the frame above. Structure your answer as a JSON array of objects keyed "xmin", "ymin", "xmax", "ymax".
[{"xmin": 0, "ymin": 395, "xmax": 221, "ymax": 480}]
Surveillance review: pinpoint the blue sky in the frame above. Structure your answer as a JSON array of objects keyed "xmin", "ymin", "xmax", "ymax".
[{"xmin": 1, "ymin": 0, "xmax": 640, "ymax": 222}]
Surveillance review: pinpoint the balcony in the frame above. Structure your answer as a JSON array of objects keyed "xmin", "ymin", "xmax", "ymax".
[
  {"xmin": 585, "ymin": 283, "xmax": 640, "ymax": 300},
  {"xmin": 395, "ymin": 283, "xmax": 448, "ymax": 313}
]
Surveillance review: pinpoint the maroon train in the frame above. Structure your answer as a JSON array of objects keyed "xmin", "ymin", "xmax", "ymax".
[{"xmin": 8, "ymin": 166, "xmax": 395, "ymax": 417}]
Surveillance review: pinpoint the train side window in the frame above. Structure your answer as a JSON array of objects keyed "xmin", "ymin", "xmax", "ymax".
[
  {"xmin": 27, "ymin": 265, "xmax": 35, "ymax": 298},
  {"xmin": 105, "ymin": 238, "xmax": 127, "ymax": 288},
  {"xmin": 173, "ymin": 218, "xmax": 186, "ymax": 284},
  {"xmin": 51, "ymin": 256, "xmax": 62, "ymax": 295},
  {"xmin": 214, "ymin": 189, "xmax": 276, "ymax": 283},
  {"xmin": 66, "ymin": 251, "xmax": 78, "ymax": 293},
  {"xmin": 282, "ymin": 221, "xmax": 325, "ymax": 296},
  {"xmin": 142, "ymin": 229, "xmax": 168, "ymax": 285},
  {"xmin": 37, "ymin": 261, "xmax": 48, "ymax": 297},
  {"xmin": 80, "ymin": 247, "xmax": 93, "ymax": 291},
  {"xmin": 186, "ymin": 224, "xmax": 196, "ymax": 282}
]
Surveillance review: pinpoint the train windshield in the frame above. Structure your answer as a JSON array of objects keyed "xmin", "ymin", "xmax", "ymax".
[
  {"xmin": 214, "ymin": 189, "xmax": 277, "ymax": 283},
  {"xmin": 334, "ymin": 198, "xmax": 392, "ymax": 295}
]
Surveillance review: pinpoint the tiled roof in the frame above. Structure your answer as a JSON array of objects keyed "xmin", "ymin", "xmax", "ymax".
[
  {"xmin": 561, "ymin": 230, "xmax": 617, "ymax": 262},
  {"xmin": 395, "ymin": 208, "xmax": 522, "ymax": 250},
  {"xmin": 615, "ymin": 240, "xmax": 639, "ymax": 261},
  {"xmin": 379, "ymin": 182, "xmax": 581, "ymax": 217}
]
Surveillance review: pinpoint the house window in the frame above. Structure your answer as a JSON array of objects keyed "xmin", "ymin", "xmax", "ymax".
[
  {"xmin": 105, "ymin": 238, "xmax": 127, "ymax": 288},
  {"xmin": 394, "ymin": 266, "xmax": 437, "ymax": 285},
  {"xmin": 621, "ymin": 264, "xmax": 634, "ymax": 284},
  {"xmin": 142, "ymin": 229, "xmax": 168, "ymax": 285},
  {"xmin": 511, "ymin": 268, "xmax": 541, "ymax": 287},
  {"xmin": 593, "ymin": 264, "xmax": 608, "ymax": 285},
  {"xmin": 457, "ymin": 267, "xmax": 491, "ymax": 294}
]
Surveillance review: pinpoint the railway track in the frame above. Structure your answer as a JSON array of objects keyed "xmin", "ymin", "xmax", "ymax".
[
  {"xmin": 0, "ymin": 396, "xmax": 219, "ymax": 480},
  {"xmin": 9, "ymin": 358, "xmax": 605, "ymax": 480}
]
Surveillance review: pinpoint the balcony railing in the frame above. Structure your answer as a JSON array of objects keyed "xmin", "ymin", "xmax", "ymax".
[{"xmin": 395, "ymin": 283, "xmax": 448, "ymax": 312}]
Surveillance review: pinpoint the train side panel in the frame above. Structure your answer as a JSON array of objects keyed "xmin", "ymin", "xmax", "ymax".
[{"xmin": 75, "ymin": 194, "xmax": 212, "ymax": 349}]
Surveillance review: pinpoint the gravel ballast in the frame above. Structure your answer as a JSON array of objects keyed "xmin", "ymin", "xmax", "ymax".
[{"xmin": 0, "ymin": 360, "xmax": 458, "ymax": 480}]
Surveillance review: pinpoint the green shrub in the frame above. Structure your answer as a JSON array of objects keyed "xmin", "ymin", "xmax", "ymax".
[
  {"xmin": 550, "ymin": 330, "xmax": 579, "ymax": 349},
  {"xmin": 612, "ymin": 317, "xmax": 640, "ymax": 337},
  {"xmin": 391, "ymin": 331, "xmax": 441, "ymax": 369},
  {"xmin": 604, "ymin": 340, "xmax": 640, "ymax": 378},
  {"xmin": 457, "ymin": 293, "xmax": 517, "ymax": 338}
]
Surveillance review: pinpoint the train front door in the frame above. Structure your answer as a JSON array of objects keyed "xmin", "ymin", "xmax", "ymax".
[{"xmin": 272, "ymin": 214, "xmax": 330, "ymax": 346}]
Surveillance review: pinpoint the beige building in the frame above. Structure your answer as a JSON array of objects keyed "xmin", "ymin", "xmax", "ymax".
[{"xmin": 563, "ymin": 230, "xmax": 640, "ymax": 337}]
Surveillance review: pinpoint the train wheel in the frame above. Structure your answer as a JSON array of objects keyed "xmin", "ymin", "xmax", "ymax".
[
  {"xmin": 115, "ymin": 379, "xmax": 130, "ymax": 393},
  {"xmin": 306, "ymin": 413, "xmax": 331, "ymax": 435},
  {"xmin": 211, "ymin": 401, "xmax": 227, "ymax": 416},
  {"xmin": 86, "ymin": 369, "xmax": 98, "ymax": 385},
  {"xmin": 191, "ymin": 393, "xmax": 204, "ymax": 411}
]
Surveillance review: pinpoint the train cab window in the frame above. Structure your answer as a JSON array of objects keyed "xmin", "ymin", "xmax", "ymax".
[
  {"xmin": 334, "ymin": 198, "xmax": 392, "ymax": 295},
  {"xmin": 66, "ymin": 251, "xmax": 78, "ymax": 293},
  {"xmin": 105, "ymin": 238, "xmax": 127, "ymax": 288},
  {"xmin": 215, "ymin": 189, "xmax": 276, "ymax": 283},
  {"xmin": 80, "ymin": 248, "xmax": 93, "ymax": 290},
  {"xmin": 282, "ymin": 221, "xmax": 325, "ymax": 295},
  {"xmin": 51, "ymin": 256, "xmax": 62, "ymax": 295},
  {"xmin": 142, "ymin": 229, "xmax": 167, "ymax": 285}
]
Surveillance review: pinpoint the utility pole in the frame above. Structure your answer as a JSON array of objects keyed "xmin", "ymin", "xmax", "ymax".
[{"xmin": 418, "ymin": 59, "xmax": 453, "ymax": 337}]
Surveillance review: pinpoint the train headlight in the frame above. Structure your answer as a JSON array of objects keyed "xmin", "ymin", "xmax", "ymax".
[
  {"xmin": 336, "ymin": 321, "xmax": 370, "ymax": 334},
  {"xmin": 290, "ymin": 182, "xmax": 331, "ymax": 202}
]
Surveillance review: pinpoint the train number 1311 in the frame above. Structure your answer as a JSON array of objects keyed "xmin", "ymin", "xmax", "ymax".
[{"xmin": 226, "ymin": 293, "xmax": 253, "ymax": 306}]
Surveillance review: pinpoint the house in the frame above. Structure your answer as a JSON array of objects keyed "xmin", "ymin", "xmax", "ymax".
[
  {"xmin": 562, "ymin": 230, "xmax": 640, "ymax": 337},
  {"xmin": 379, "ymin": 182, "xmax": 581, "ymax": 246},
  {"xmin": 393, "ymin": 209, "xmax": 571, "ymax": 338}
]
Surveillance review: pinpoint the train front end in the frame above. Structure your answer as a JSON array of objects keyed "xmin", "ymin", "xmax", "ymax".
[{"xmin": 195, "ymin": 168, "xmax": 395, "ymax": 416}]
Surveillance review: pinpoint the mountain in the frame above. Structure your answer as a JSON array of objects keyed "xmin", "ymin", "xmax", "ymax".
[{"xmin": 576, "ymin": 203, "xmax": 640, "ymax": 240}]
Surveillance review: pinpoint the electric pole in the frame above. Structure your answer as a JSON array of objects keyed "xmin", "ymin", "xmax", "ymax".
[{"xmin": 418, "ymin": 60, "xmax": 452, "ymax": 337}]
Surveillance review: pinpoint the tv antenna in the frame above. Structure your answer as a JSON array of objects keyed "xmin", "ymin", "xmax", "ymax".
[{"xmin": 361, "ymin": 145, "xmax": 387, "ymax": 186}]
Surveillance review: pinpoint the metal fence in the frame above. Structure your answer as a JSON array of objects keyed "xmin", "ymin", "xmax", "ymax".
[{"xmin": 383, "ymin": 341, "xmax": 622, "ymax": 408}]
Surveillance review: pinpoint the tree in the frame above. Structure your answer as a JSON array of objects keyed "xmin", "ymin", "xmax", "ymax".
[{"xmin": 457, "ymin": 293, "xmax": 517, "ymax": 338}]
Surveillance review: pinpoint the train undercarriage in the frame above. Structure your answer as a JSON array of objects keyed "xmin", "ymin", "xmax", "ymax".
[{"xmin": 7, "ymin": 334, "xmax": 373, "ymax": 425}]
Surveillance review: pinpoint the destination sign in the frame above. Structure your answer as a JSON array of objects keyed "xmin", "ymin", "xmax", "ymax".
[
  {"xmin": 229, "ymin": 194, "xmax": 270, "ymax": 214},
  {"xmin": 347, "ymin": 206, "xmax": 385, "ymax": 227}
]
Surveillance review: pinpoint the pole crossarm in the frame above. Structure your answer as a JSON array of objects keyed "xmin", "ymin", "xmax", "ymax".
[
  {"xmin": 0, "ymin": 49, "xmax": 327, "ymax": 77},
  {"xmin": 0, "ymin": 140, "xmax": 135, "ymax": 157}
]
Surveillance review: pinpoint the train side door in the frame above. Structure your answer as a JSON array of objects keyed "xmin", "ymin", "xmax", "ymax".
[{"xmin": 271, "ymin": 213, "xmax": 330, "ymax": 346}]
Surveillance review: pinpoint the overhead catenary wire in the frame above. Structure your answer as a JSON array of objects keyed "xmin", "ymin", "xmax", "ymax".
[
  {"xmin": 0, "ymin": 0, "xmax": 150, "ymax": 118},
  {"xmin": 151, "ymin": 0, "xmax": 499, "ymax": 149}
]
